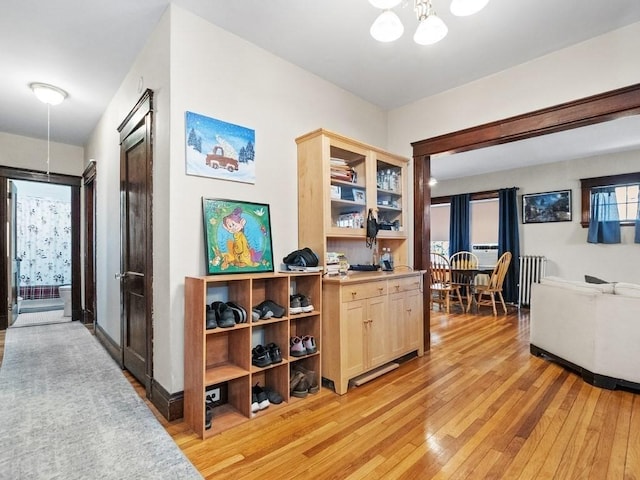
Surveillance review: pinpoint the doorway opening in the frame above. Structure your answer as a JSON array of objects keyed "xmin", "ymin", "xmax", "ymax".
[{"xmin": 10, "ymin": 180, "xmax": 72, "ymax": 328}]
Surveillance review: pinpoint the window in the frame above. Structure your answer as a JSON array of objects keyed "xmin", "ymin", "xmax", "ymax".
[
  {"xmin": 430, "ymin": 194, "xmax": 499, "ymax": 254},
  {"xmin": 580, "ymin": 172, "xmax": 640, "ymax": 227}
]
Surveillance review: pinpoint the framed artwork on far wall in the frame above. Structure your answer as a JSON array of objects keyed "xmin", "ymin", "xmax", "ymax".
[
  {"xmin": 202, "ymin": 198, "xmax": 274, "ymax": 275},
  {"xmin": 522, "ymin": 189, "xmax": 572, "ymax": 224}
]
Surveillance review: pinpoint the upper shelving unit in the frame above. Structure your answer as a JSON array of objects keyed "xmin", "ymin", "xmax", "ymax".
[{"xmin": 296, "ymin": 128, "xmax": 410, "ymax": 267}]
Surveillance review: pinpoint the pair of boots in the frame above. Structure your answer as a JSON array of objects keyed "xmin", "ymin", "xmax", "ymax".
[{"xmin": 290, "ymin": 364, "xmax": 319, "ymax": 398}]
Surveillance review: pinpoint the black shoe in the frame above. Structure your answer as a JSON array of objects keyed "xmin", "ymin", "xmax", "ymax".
[
  {"xmin": 212, "ymin": 301, "xmax": 236, "ymax": 328},
  {"xmin": 253, "ymin": 300, "xmax": 286, "ymax": 319},
  {"xmin": 205, "ymin": 400, "xmax": 214, "ymax": 429},
  {"xmin": 252, "ymin": 344, "xmax": 272, "ymax": 367},
  {"xmin": 205, "ymin": 304, "xmax": 218, "ymax": 329},
  {"xmin": 252, "ymin": 383, "xmax": 270, "ymax": 410},
  {"xmin": 263, "ymin": 386, "xmax": 283, "ymax": 404},
  {"xmin": 226, "ymin": 301, "xmax": 247, "ymax": 323},
  {"xmin": 266, "ymin": 342, "xmax": 282, "ymax": 363}
]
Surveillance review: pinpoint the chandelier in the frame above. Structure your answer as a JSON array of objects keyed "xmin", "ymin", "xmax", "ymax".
[{"xmin": 369, "ymin": 0, "xmax": 489, "ymax": 45}]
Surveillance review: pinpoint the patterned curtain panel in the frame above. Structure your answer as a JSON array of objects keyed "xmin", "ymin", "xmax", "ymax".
[
  {"xmin": 16, "ymin": 196, "xmax": 71, "ymax": 292},
  {"xmin": 636, "ymin": 202, "xmax": 640, "ymax": 244}
]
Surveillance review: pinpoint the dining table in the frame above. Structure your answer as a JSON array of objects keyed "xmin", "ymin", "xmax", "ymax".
[{"xmin": 450, "ymin": 265, "xmax": 495, "ymax": 312}]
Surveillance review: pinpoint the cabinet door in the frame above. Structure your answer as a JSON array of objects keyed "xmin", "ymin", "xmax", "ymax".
[
  {"xmin": 343, "ymin": 300, "xmax": 366, "ymax": 379},
  {"xmin": 366, "ymin": 295, "xmax": 388, "ymax": 368},
  {"xmin": 388, "ymin": 292, "xmax": 408, "ymax": 359},
  {"xmin": 405, "ymin": 289, "xmax": 423, "ymax": 353}
]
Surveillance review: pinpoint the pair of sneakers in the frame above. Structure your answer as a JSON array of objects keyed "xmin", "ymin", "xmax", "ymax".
[
  {"xmin": 251, "ymin": 342, "xmax": 283, "ymax": 367},
  {"xmin": 289, "ymin": 294, "xmax": 314, "ymax": 314},
  {"xmin": 251, "ymin": 300, "xmax": 286, "ymax": 321},
  {"xmin": 251, "ymin": 383, "xmax": 283, "ymax": 413},
  {"xmin": 290, "ymin": 335, "xmax": 317, "ymax": 357},
  {"xmin": 208, "ymin": 301, "xmax": 246, "ymax": 328}
]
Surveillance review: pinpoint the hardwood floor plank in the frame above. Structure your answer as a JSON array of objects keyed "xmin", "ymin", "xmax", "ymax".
[{"xmin": 624, "ymin": 394, "xmax": 640, "ymax": 479}]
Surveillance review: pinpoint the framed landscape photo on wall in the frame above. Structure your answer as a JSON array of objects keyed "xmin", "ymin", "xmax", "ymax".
[
  {"xmin": 522, "ymin": 190, "xmax": 572, "ymax": 224},
  {"xmin": 202, "ymin": 198, "xmax": 274, "ymax": 275}
]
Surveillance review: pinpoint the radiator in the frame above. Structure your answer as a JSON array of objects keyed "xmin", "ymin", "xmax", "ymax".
[{"xmin": 518, "ymin": 255, "xmax": 546, "ymax": 308}]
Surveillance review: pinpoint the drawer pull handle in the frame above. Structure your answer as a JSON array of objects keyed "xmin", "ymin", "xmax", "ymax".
[
  {"xmin": 378, "ymin": 287, "xmax": 384, "ymax": 292},
  {"xmin": 351, "ymin": 291, "xmax": 357, "ymax": 298}
]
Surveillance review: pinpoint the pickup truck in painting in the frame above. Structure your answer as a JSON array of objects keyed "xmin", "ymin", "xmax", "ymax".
[{"xmin": 206, "ymin": 146, "xmax": 239, "ymax": 172}]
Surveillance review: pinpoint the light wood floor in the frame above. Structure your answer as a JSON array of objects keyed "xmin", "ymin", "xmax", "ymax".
[{"xmin": 3, "ymin": 309, "xmax": 639, "ymax": 479}]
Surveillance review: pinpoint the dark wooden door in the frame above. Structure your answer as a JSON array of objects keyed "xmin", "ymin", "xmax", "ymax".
[
  {"xmin": 83, "ymin": 161, "xmax": 96, "ymax": 326},
  {"xmin": 117, "ymin": 90, "xmax": 153, "ymax": 393}
]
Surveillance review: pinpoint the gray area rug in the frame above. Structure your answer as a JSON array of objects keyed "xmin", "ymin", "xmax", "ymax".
[{"xmin": 0, "ymin": 322, "xmax": 202, "ymax": 480}]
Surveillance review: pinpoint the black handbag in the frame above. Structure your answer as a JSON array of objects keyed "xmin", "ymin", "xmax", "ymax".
[
  {"xmin": 283, "ymin": 247, "xmax": 319, "ymax": 267},
  {"xmin": 366, "ymin": 209, "xmax": 379, "ymax": 248}
]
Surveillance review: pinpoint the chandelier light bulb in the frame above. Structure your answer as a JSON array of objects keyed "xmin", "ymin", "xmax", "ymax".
[
  {"xmin": 450, "ymin": 0, "xmax": 490, "ymax": 17},
  {"xmin": 369, "ymin": 0, "xmax": 402, "ymax": 9},
  {"xmin": 370, "ymin": 10, "xmax": 404, "ymax": 42},
  {"xmin": 414, "ymin": 12, "xmax": 448, "ymax": 45},
  {"xmin": 30, "ymin": 83, "xmax": 68, "ymax": 106}
]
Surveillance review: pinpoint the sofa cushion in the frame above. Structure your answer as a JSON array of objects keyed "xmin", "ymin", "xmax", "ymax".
[
  {"xmin": 613, "ymin": 282, "xmax": 640, "ymax": 298},
  {"xmin": 542, "ymin": 276, "xmax": 614, "ymax": 294}
]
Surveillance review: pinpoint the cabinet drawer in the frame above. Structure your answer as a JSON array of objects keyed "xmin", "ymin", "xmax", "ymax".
[
  {"xmin": 341, "ymin": 281, "xmax": 387, "ymax": 302},
  {"xmin": 387, "ymin": 276, "xmax": 421, "ymax": 294}
]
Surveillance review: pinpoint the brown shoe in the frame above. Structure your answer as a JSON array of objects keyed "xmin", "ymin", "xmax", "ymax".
[
  {"xmin": 293, "ymin": 365, "xmax": 319, "ymax": 394},
  {"xmin": 289, "ymin": 370, "xmax": 305, "ymax": 393},
  {"xmin": 292, "ymin": 377, "xmax": 309, "ymax": 398}
]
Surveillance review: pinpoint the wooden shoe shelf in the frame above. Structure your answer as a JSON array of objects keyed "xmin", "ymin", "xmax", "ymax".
[{"xmin": 184, "ymin": 271, "xmax": 322, "ymax": 438}]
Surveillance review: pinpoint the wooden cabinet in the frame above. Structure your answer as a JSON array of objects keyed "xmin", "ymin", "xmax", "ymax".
[
  {"xmin": 322, "ymin": 271, "xmax": 424, "ymax": 395},
  {"xmin": 296, "ymin": 128, "xmax": 410, "ymax": 268},
  {"xmin": 184, "ymin": 272, "xmax": 321, "ymax": 438}
]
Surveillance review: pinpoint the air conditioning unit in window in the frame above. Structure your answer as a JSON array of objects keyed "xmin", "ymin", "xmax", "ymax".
[{"xmin": 472, "ymin": 244, "xmax": 498, "ymax": 268}]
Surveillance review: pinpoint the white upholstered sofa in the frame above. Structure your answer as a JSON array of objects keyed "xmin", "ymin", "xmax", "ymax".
[{"xmin": 530, "ymin": 276, "xmax": 640, "ymax": 390}]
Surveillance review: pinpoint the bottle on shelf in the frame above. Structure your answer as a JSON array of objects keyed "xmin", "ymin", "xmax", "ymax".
[{"xmin": 380, "ymin": 248, "xmax": 394, "ymax": 271}]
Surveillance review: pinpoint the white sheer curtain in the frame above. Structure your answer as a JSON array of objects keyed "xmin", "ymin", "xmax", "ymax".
[{"xmin": 16, "ymin": 196, "xmax": 71, "ymax": 296}]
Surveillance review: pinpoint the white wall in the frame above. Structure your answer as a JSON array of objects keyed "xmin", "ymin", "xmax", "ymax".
[
  {"xmin": 0, "ymin": 132, "xmax": 84, "ymax": 175},
  {"xmin": 432, "ymin": 149, "xmax": 640, "ymax": 283},
  {"xmin": 387, "ymin": 22, "xmax": 640, "ymax": 159},
  {"xmin": 85, "ymin": 5, "xmax": 387, "ymax": 393},
  {"xmin": 164, "ymin": 6, "xmax": 387, "ymax": 392},
  {"xmin": 84, "ymin": 8, "xmax": 171, "ymax": 354}
]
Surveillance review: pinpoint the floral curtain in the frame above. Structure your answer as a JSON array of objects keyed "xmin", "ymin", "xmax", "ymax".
[{"xmin": 16, "ymin": 196, "xmax": 71, "ymax": 290}]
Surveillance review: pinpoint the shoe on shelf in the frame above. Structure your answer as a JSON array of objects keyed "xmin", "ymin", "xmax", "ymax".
[
  {"xmin": 263, "ymin": 386, "xmax": 283, "ymax": 404},
  {"xmin": 289, "ymin": 295, "xmax": 302, "ymax": 315},
  {"xmin": 290, "ymin": 336, "xmax": 307, "ymax": 357},
  {"xmin": 251, "ymin": 393, "xmax": 260, "ymax": 413},
  {"xmin": 302, "ymin": 335, "xmax": 317, "ymax": 355},
  {"xmin": 252, "ymin": 384, "xmax": 270, "ymax": 410},
  {"xmin": 290, "ymin": 370, "xmax": 305, "ymax": 393},
  {"xmin": 212, "ymin": 301, "xmax": 236, "ymax": 328},
  {"xmin": 205, "ymin": 398, "xmax": 215, "ymax": 429},
  {"xmin": 293, "ymin": 364, "xmax": 319, "ymax": 394},
  {"xmin": 253, "ymin": 300, "xmax": 285, "ymax": 319},
  {"xmin": 298, "ymin": 294, "xmax": 314, "ymax": 313},
  {"xmin": 266, "ymin": 342, "xmax": 283, "ymax": 363},
  {"xmin": 252, "ymin": 344, "xmax": 272, "ymax": 367},
  {"xmin": 205, "ymin": 304, "xmax": 217, "ymax": 329},
  {"xmin": 292, "ymin": 377, "xmax": 309, "ymax": 398},
  {"xmin": 226, "ymin": 301, "xmax": 247, "ymax": 323}
]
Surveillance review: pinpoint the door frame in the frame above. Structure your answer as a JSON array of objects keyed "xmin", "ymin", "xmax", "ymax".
[
  {"xmin": 83, "ymin": 160, "xmax": 97, "ymax": 326},
  {"xmin": 0, "ymin": 167, "xmax": 81, "ymax": 330},
  {"xmin": 117, "ymin": 89, "xmax": 154, "ymax": 393}
]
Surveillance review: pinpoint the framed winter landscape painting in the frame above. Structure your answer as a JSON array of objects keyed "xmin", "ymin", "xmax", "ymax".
[
  {"xmin": 202, "ymin": 198, "xmax": 274, "ymax": 275},
  {"xmin": 185, "ymin": 111, "xmax": 255, "ymax": 184}
]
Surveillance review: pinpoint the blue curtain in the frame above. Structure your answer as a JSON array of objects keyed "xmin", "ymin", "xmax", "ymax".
[
  {"xmin": 449, "ymin": 193, "xmax": 470, "ymax": 256},
  {"xmin": 587, "ymin": 187, "xmax": 621, "ymax": 244},
  {"xmin": 635, "ymin": 203, "xmax": 640, "ymax": 243},
  {"xmin": 498, "ymin": 188, "xmax": 520, "ymax": 303}
]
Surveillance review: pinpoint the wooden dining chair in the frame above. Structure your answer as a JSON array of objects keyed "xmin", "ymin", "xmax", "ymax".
[
  {"xmin": 475, "ymin": 251, "xmax": 512, "ymax": 315},
  {"xmin": 429, "ymin": 253, "xmax": 464, "ymax": 313},
  {"xmin": 449, "ymin": 251, "xmax": 479, "ymax": 312}
]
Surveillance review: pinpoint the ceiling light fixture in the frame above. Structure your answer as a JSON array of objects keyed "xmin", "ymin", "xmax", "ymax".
[
  {"xmin": 429, "ymin": 177, "xmax": 438, "ymax": 187},
  {"xmin": 30, "ymin": 82, "xmax": 68, "ymax": 178},
  {"xmin": 30, "ymin": 82, "xmax": 68, "ymax": 106},
  {"xmin": 369, "ymin": 0, "xmax": 489, "ymax": 45}
]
